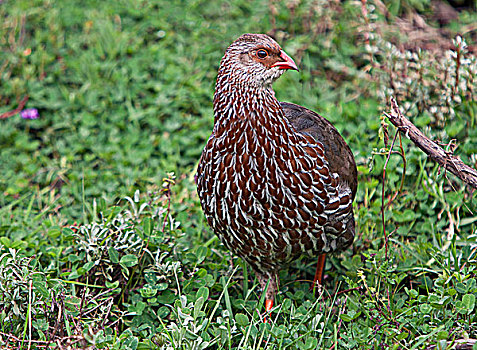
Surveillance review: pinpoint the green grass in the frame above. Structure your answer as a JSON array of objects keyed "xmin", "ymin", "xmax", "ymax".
[{"xmin": 1, "ymin": 0, "xmax": 477, "ymax": 349}]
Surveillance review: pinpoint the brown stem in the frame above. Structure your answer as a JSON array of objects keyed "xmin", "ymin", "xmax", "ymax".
[
  {"xmin": 0, "ymin": 95, "xmax": 29, "ymax": 119},
  {"xmin": 382, "ymin": 130, "xmax": 400, "ymax": 261},
  {"xmin": 384, "ymin": 98, "xmax": 477, "ymax": 190},
  {"xmin": 427, "ymin": 339, "xmax": 477, "ymax": 350},
  {"xmin": 454, "ymin": 45, "xmax": 461, "ymax": 98},
  {"xmin": 381, "ymin": 130, "xmax": 401, "ymax": 319}
]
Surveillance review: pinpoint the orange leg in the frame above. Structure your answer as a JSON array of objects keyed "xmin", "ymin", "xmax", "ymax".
[
  {"xmin": 258, "ymin": 273, "xmax": 277, "ymax": 323},
  {"xmin": 262, "ymin": 299, "xmax": 274, "ymax": 323},
  {"xmin": 313, "ymin": 253, "xmax": 327, "ymax": 288},
  {"xmin": 265, "ymin": 299, "xmax": 273, "ymax": 312}
]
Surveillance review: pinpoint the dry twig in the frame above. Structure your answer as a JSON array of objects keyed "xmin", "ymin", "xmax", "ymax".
[
  {"xmin": 0, "ymin": 95, "xmax": 28, "ymax": 119},
  {"xmin": 427, "ymin": 338, "xmax": 477, "ymax": 350},
  {"xmin": 384, "ymin": 98, "xmax": 477, "ymax": 190}
]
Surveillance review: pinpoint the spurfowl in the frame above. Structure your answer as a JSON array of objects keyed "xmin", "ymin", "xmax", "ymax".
[{"xmin": 196, "ymin": 34, "xmax": 357, "ymax": 313}]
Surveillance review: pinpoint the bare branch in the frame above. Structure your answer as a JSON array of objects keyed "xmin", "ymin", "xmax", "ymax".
[
  {"xmin": 427, "ymin": 338, "xmax": 477, "ymax": 350},
  {"xmin": 0, "ymin": 95, "xmax": 28, "ymax": 119},
  {"xmin": 384, "ymin": 97, "xmax": 477, "ymax": 190}
]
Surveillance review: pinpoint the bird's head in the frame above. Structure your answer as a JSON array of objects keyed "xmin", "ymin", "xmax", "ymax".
[{"xmin": 219, "ymin": 33, "xmax": 298, "ymax": 89}]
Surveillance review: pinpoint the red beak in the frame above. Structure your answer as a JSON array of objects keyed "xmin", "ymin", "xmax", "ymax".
[{"xmin": 271, "ymin": 50, "xmax": 299, "ymax": 71}]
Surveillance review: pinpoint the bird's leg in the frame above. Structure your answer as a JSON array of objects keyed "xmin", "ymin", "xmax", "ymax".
[
  {"xmin": 265, "ymin": 299, "xmax": 274, "ymax": 312},
  {"xmin": 313, "ymin": 253, "xmax": 327, "ymax": 291},
  {"xmin": 258, "ymin": 272, "xmax": 278, "ymax": 322}
]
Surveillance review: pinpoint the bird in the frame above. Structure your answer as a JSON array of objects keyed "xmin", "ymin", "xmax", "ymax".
[{"xmin": 196, "ymin": 33, "xmax": 357, "ymax": 314}]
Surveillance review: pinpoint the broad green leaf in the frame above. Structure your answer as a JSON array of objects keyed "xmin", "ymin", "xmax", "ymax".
[
  {"xmin": 196, "ymin": 246, "xmax": 208, "ymax": 264},
  {"xmin": 235, "ymin": 313, "xmax": 249, "ymax": 326},
  {"xmin": 194, "ymin": 296, "xmax": 205, "ymax": 319},
  {"xmin": 108, "ymin": 247, "xmax": 119, "ymax": 263},
  {"xmin": 196, "ymin": 286, "xmax": 209, "ymax": 301},
  {"xmin": 142, "ymin": 217, "xmax": 153, "ymax": 236},
  {"xmin": 462, "ymin": 294, "xmax": 475, "ymax": 313},
  {"xmin": 120, "ymin": 254, "xmax": 138, "ymax": 267}
]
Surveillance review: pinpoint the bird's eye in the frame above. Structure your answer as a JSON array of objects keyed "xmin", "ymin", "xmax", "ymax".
[{"xmin": 256, "ymin": 49, "xmax": 268, "ymax": 59}]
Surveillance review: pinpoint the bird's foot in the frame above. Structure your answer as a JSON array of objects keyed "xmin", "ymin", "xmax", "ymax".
[{"xmin": 311, "ymin": 281, "xmax": 325, "ymax": 298}]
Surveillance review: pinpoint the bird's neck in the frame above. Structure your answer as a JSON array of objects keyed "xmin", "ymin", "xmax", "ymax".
[{"xmin": 213, "ymin": 79, "xmax": 288, "ymax": 139}]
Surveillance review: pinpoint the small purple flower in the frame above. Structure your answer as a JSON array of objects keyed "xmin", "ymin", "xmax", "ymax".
[{"xmin": 20, "ymin": 108, "xmax": 39, "ymax": 120}]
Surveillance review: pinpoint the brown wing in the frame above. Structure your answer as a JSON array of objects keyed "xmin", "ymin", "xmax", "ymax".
[{"xmin": 280, "ymin": 101, "xmax": 357, "ymax": 199}]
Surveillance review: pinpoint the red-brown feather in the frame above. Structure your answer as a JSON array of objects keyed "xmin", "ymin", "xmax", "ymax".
[{"xmin": 196, "ymin": 33, "xmax": 357, "ymax": 302}]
